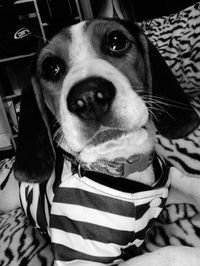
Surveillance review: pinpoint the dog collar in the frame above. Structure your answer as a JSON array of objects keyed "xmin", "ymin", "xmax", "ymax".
[
  {"xmin": 70, "ymin": 153, "xmax": 169, "ymax": 192},
  {"xmin": 79, "ymin": 152, "xmax": 154, "ymax": 178},
  {"xmin": 58, "ymin": 147, "xmax": 169, "ymax": 192},
  {"xmin": 61, "ymin": 149, "xmax": 154, "ymax": 179}
]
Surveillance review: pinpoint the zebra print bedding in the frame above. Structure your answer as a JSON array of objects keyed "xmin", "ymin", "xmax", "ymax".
[
  {"xmin": 139, "ymin": 2, "xmax": 200, "ymax": 177},
  {"xmin": 139, "ymin": 1, "xmax": 200, "ymax": 251}
]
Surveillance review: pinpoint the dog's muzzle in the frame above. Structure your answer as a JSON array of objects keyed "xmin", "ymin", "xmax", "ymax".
[{"xmin": 60, "ymin": 58, "xmax": 152, "ymax": 165}]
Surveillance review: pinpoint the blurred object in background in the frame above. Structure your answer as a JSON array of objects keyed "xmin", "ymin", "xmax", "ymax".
[{"xmin": 79, "ymin": 0, "xmax": 199, "ymax": 21}]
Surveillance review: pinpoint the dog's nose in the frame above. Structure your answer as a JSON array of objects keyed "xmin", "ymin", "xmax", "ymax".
[{"xmin": 67, "ymin": 77, "xmax": 116, "ymax": 120}]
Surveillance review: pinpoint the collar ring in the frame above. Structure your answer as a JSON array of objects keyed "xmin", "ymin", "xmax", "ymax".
[{"xmin": 78, "ymin": 163, "xmax": 85, "ymax": 178}]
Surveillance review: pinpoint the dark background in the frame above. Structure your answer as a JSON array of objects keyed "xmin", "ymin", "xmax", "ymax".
[
  {"xmin": 133, "ymin": 0, "xmax": 199, "ymax": 21},
  {"xmin": 89, "ymin": 0, "xmax": 199, "ymax": 22}
]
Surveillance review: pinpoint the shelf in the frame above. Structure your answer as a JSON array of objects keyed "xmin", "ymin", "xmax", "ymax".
[
  {"xmin": 0, "ymin": 52, "xmax": 35, "ymax": 63},
  {"xmin": 0, "ymin": 0, "xmax": 83, "ymax": 154},
  {"xmin": 15, "ymin": 0, "xmax": 46, "ymax": 41},
  {"xmin": 0, "ymin": 97, "xmax": 17, "ymax": 152},
  {"xmin": 0, "ymin": 133, "xmax": 13, "ymax": 151},
  {"xmin": 0, "ymin": 0, "xmax": 45, "ymax": 63}
]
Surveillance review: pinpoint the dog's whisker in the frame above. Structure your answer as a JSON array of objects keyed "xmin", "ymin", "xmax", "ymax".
[
  {"xmin": 142, "ymin": 94, "xmax": 192, "ymax": 110},
  {"xmin": 148, "ymin": 106, "xmax": 166, "ymax": 118},
  {"xmin": 149, "ymin": 105, "xmax": 165, "ymax": 113},
  {"xmin": 53, "ymin": 128, "xmax": 61, "ymax": 140},
  {"xmin": 145, "ymin": 100, "xmax": 168, "ymax": 111},
  {"xmin": 135, "ymin": 88, "xmax": 149, "ymax": 94},
  {"xmin": 44, "ymin": 91, "xmax": 61, "ymax": 96},
  {"xmin": 148, "ymin": 102, "xmax": 176, "ymax": 121},
  {"xmin": 53, "ymin": 128, "xmax": 65, "ymax": 148},
  {"xmin": 148, "ymin": 104, "xmax": 175, "ymax": 122},
  {"xmin": 147, "ymin": 98, "xmax": 188, "ymax": 109},
  {"xmin": 58, "ymin": 134, "xmax": 65, "ymax": 147},
  {"xmin": 117, "ymin": 60, "xmax": 129, "ymax": 71},
  {"xmin": 148, "ymin": 109, "xmax": 159, "ymax": 122},
  {"xmin": 49, "ymin": 117, "xmax": 60, "ymax": 129}
]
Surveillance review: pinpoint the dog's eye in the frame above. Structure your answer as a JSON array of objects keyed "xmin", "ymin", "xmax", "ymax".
[
  {"xmin": 41, "ymin": 57, "xmax": 64, "ymax": 81},
  {"xmin": 107, "ymin": 31, "xmax": 129, "ymax": 55}
]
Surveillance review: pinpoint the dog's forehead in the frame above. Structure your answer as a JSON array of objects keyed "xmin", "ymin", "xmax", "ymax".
[
  {"xmin": 67, "ymin": 19, "xmax": 133, "ymax": 66},
  {"xmin": 68, "ymin": 19, "xmax": 132, "ymax": 38},
  {"xmin": 38, "ymin": 20, "xmax": 134, "ymax": 66},
  {"xmin": 67, "ymin": 21, "xmax": 95, "ymax": 65},
  {"xmin": 67, "ymin": 19, "xmax": 132, "ymax": 42}
]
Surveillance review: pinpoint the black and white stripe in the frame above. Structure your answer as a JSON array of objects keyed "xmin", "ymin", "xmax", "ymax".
[{"xmin": 20, "ymin": 159, "xmax": 169, "ymax": 265}]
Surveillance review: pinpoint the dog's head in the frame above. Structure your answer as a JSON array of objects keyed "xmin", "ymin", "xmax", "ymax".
[{"xmin": 14, "ymin": 19, "xmax": 199, "ymax": 183}]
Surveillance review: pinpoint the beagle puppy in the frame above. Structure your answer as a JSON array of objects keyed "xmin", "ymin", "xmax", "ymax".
[
  {"xmin": 12, "ymin": 19, "xmax": 199, "ymax": 265},
  {"xmin": 14, "ymin": 19, "xmax": 198, "ymax": 183}
]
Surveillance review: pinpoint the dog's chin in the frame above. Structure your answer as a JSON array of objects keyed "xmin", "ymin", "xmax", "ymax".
[{"xmin": 78, "ymin": 126, "xmax": 155, "ymax": 164}]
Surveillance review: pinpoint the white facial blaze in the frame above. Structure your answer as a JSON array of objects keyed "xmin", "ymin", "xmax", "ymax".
[
  {"xmin": 59, "ymin": 22, "xmax": 151, "ymax": 162},
  {"xmin": 68, "ymin": 21, "xmax": 96, "ymax": 67}
]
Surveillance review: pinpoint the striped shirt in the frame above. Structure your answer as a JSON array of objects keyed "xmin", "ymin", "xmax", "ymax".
[{"xmin": 20, "ymin": 158, "xmax": 169, "ymax": 265}]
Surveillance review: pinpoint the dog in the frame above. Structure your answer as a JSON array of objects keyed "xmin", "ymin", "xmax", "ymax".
[{"xmin": 2, "ymin": 18, "xmax": 200, "ymax": 265}]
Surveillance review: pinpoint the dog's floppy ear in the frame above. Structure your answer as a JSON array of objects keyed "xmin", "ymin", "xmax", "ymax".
[
  {"xmin": 14, "ymin": 77, "xmax": 55, "ymax": 183},
  {"xmin": 137, "ymin": 29, "xmax": 199, "ymax": 139}
]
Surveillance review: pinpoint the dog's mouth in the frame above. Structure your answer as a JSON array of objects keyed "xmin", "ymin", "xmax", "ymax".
[
  {"xmin": 87, "ymin": 123, "xmax": 154, "ymax": 147},
  {"xmin": 78, "ymin": 122, "xmax": 155, "ymax": 164},
  {"xmin": 88, "ymin": 127, "xmax": 127, "ymax": 146}
]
